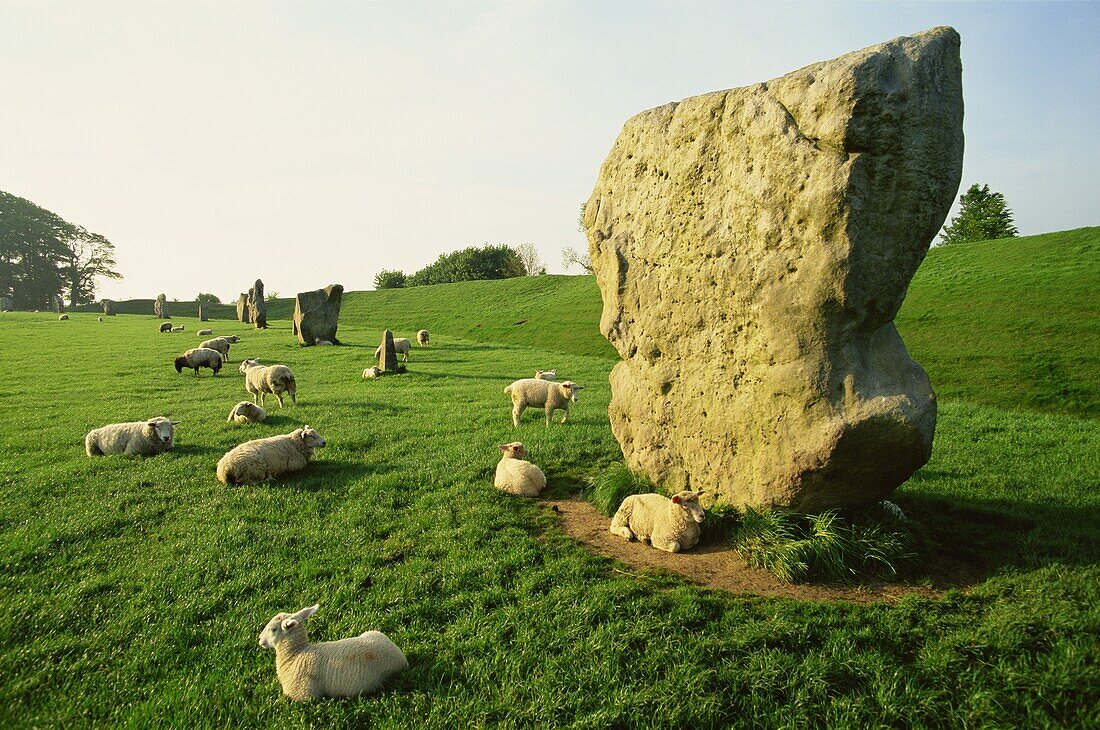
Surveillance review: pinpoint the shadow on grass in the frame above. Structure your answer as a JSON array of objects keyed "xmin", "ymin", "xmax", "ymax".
[{"xmin": 171, "ymin": 443, "xmax": 225, "ymax": 457}]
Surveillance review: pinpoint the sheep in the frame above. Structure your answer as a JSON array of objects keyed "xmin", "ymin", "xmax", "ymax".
[
  {"xmin": 160, "ymin": 322, "xmax": 173, "ymax": 333},
  {"xmin": 216, "ymin": 425, "xmax": 325, "ymax": 485},
  {"xmin": 609, "ymin": 491, "xmax": 706, "ymax": 553},
  {"xmin": 503, "ymin": 378, "xmax": 584, "ymax": 427},
  {"xmin": 98, "ymin": 316, "xmax": 103, "ymax": 322},
  {"xmin": 85, "ymin": 417, "xmax": 179, "ymax": 456},
  {"xmin": 171, "ymin": 325, "xmax": 185, "ymax": 332},
  {"xmin": 315, "ymin": 338, "xmax": 334, "ymax": 346},
  {"xmin": 374, "ymin": 338, "xmax": 411, "ymax": 363},
  {"xmin": 494, "ymin": 442, "xmax": 546, "ymax": 497},
  {"xmin": 174, "ymin": 347, "xmax": 223, "ymax": 376},
  {"xmin": 535, "ymin": 369, "xmax": 557, "ymax": 381},
  {"xmin": 58, "ymin": 314, "xmax": 69, "ymax": 321},
  {"xmin": 258, "ymin": 604, "xmax": 407, "ymax": 702},
  {"xmin": 199, "ymin": 336, "xmax": 232, "ymax": 362},
  {"xmin": 362, "ymin": 366, "xmax": 382, "ymax": 379},
  {"xmin": 416, "ymin": 329, "xmax": 430, "ymax": 347},
  {"xmin": 222, "ymin": 335, "xmax": 241, "ymax": 343},
  {"xmin": 227, "ymin": 401, "xmax": 267, "ymax": 424},
  {"xmin": 197, "ymin": 328, "xmax": 213, "ymax": 336},
  {"xmin": 239, "ymin": 359, "xmax": 297, "ymax": 407}
]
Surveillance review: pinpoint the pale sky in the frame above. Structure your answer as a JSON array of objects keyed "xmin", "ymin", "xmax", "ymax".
[{"xmin": 2, "ymin": 1, "xmax": 1097, "ymax": 302}]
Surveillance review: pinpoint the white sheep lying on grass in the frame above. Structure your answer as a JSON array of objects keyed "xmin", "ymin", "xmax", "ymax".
[
  {"xmin": 174, "ymin": 347, "xmax": 223, "ymax": 376},
  {"xmin": 216, "ymin": 426, "xmax": 325, "ymax": 485},
  {"xmin": 171, "ymin": 325, "xmax": 185, "ymax": 332},
  {"xmin": 85, "ymin": 417, "xmax": 179, "ymax": 456},
  {"xmin": 362, "ymin": 366, "xmax": 382, "ymax": 379},
  {"xmin": 374, "ymin": 338, "xmax": 411, "ymax": 363},
  {"xmin": 609, "ymin": 491, "xmax": 705, "ymax": 553},
  {"xmin": 494, "ymin": 442, "xmax": 546, "ymax": 497},
  {"xmin": 535, "ymin": 369, "xmax": 556, "ymax": 380},
  {"xmin": 504, "ymin": 378, "xmax": 584, "ymax": 427},
  {"xmin": 199, "ymin": 337, "xmax": 232, "ymax": 362},
  {"xmin": 239, "ymin": 359, "xmax": 297, "ymax": 407},
  {"xmin": 416, "ymin": 329, "xmax": 429, "ymax": 347},
  {"xmin": 258, "ymin": 604, "xmax": 407, "ymax": 702},
  {"xmin": 197, "ymin": 328, "xmax": 213, "ymax": 336},
  {"xmin": 227, "ymin": 401, "xmax": 267, "ymax": 424}
]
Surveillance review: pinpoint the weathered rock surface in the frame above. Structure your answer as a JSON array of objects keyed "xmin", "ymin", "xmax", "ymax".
[
  {"xmin": 198, "ymin": 304, "xmax": 208, "ymax": 321},
  {"xmin": 236, "ymin": 293, "xmax": 250, "ymax": 324},
  {"xmin": 378, "ymin": 330, "xmax": 399, "ymax": 372},
  {"xmin": 51, "ymin": 294, "xmax": 65, "ymax": 314},
  {"xmin": 102, "ymin": 299, "xmax": 115, "ymax": 316},
  {"xmin": 292, "ymin": 285, "xmax": 343, "ymax": 346},
  {"xmin": 585, "ymin": 27, "xmax": 963, "ymax": 511},
  {"xmin": 0, "ymin": 296, "xmax": 13, "ymax": 312},
  {"xmin": 248, "ymin": 279, "xmax": 267, "ymax": 329},
  {"xmin": 153, "ymin": 293, "xmax": 169, "ymax": 319}
]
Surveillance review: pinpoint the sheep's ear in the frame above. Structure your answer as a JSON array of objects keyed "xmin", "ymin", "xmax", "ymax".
[
  {"xmin": 671, "ymin": 494, "xmax": 681, "ymax": 504},
  {"xmin": 299, "ymin": 427, "xmax": 311, "ymax": 439},
  {"xmin": 281, "ymin": 618, "xmax": 299, "ymax": 631},
  {"xmin": 170, "ymin": 420, "xmax": 181, "ymax": 426},
  {"xmin": 297, "ymin": 604, "xmax": 320, "ymax": 620},
  {"xmin": 497, "ymin": 443, "xmax": 510, "ymax": 452}
]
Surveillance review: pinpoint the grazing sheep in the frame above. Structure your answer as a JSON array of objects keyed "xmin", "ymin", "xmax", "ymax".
[
  {"xmin": 535, "ymin": 369, "xmax": 557, "ymax": 381},
  {"xmin": 174, "ymin": 347, "xmax": 223, "ymax": 376},
  {"xmin": 160, "ymin": 322, "xmax": 173, "ymax": 333},
  {"xmin": 222, "ymin": 335, "xmax": 241, "ymax": 344},
  {"xmin": 197, "ymin": 328, "xmax": 213, "ymax": 336},
  {"xmin": 98, "ymin": 316, "xmax": 103, "ymax": 322},
  {"xmin": 85, "ymin": 417, "xmax": 179, "ymax": 457},
  {"xmin": 374, "ymin": 337, "xmax": 411, "ymax": 363},
  {"xmin": 171, "ymin": 325, "xmax": 185, "ymax": 332},
  {"xmin": 504, "ymin": 378, "xmax": 584, "ymax": 427},
  {"xmin": 609, "ymin": 491, "xmax": 706, "ymax": 553},
  {"xmin": 494, "ymin": 442, "xmax": 546, "ymax": 497},
  {"xmin": 227, "ymin": 401, "xmax": 267, "ymax": 424},
  {"xmin": 199, "ymin": 336, "xmax": 232, "ymax": 362},
  {"xmin": 258, "ymin": 604, "xmax": 407, "ymax": 702},
  {"xmin": 315, "ymin": 338, "xmax": 334, "ymax": 346},
  {"xmin": 362, "ymin": 366, "xmax": 382, "ymax": 379},
  {"xmin": 239, "ymin": 359, "xmax": 297, "ymax": 407},
  {"xmin": 58, "ymin": 314, "xmax": 69, "ymax": 321},
  {"xmin": 416, "ymin": 329, "xmax": 430, "ymax": 347},
  {"xmin": 216, "ymin": 426, "xmax": 325, "ymax": 485}
]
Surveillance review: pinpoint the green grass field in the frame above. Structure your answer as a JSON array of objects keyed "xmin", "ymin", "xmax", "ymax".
[{"xmin": 2, "ymin": 228, "xmax": 1098, "ymax": 727}]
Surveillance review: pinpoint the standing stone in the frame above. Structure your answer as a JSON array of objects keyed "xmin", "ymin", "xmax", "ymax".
[
  {"xmin": 236, "ymin": 293, "xmax": 251, "ymax": 324},
  {"xmin": 0, "ymin": 296, "xmax": 12, "ymax": 312},
  {"xmin": 378, "ymin": 330, "xmax": 399, "ymax": 372},
  {"xmin": 585, "ymin": 27, "xmax": 963, "ymax": 511},
  {"xmin": 154, "ymin": 293, "xmax": 169, "ymax": 319},
  {"xmin": 198, "ymin": 304, "xmax": 208, "ymax": 322},
  {"xmin": 101, "ymin": 299, "xmax": 115, "ymax": 316},
  {"xmin": 248, "ymin": 279, "xmax": 267, "ymax": 329},
  {"xmin": 51, "ymin": 294, "xmax": 64, "ymax": 314},
  {"xmin": 292, "ymin": 284, "xmax": 343, "ymax": 346}
]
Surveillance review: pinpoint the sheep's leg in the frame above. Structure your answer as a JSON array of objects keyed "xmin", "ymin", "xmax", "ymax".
[
  {"xmin": 289, "ymin": 390, "xmax": 296, "ymax": 406},
  {"xmin": 610, "ymin": 524, "xmax": 635, "ymax": 541},
  {"xmin": 652, "ymin": 538, "xmax": 681, "ymax": 553},
  {"xmin": 560, "ymin": 405, "xmax": 570, "ymax": 424},
  {"xmin": 544, "ymin": 404, "xmax": 554, "ymax": 426},
  {"xmin": 512, "ymin": 402, "xmax": 525, "ymax": 428},
  {"xmin": 275, "ymin": 392, "xmax": 284, "ymax": 408}
]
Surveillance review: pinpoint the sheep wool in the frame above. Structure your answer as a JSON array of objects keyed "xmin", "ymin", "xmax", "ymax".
[
  {"xmin": 238, "ymin": 359, "xmax": 297, "ymax": 407},
  {"xmin": 199, "ymin": 337, "xmax": 232, "ymax": 362},
  {"xmin": 374, "ymin": 337, "xmax": 411, "ymax": 363},
  {"xmin": 227, "ymin": 401, "xmax": 267, "ymax": 424},
  {"xmin": 197, "ymin": 328, "xmax": 213, "ymax": 336},
  {"xmin": 609, "ymin": 491, "xmax": 706, "ymax": 553},
  {"xmin": 504, "ymin": 378, "xmax": 584, "ymax": 427},
  {"xmin": 362, "ymin": 366, "xmax": 382, "ymax": 379},
  {"xmin": 416, "ymin": 329, "xmax": 430, "ymax": 347},
  {"xmin": 85, "ymin": 417, "xmax": 179, "ymax": 456},
  {"xmin": 493, "ymin": 442, "xmax": 546, "ymax": 497},
  {"xmin": 258, "ymin": 604, "xmax": 407, "ymax": 702},
  {"xmin": 174, "ymin": 347, "xmax": 223, "ymax": 376},
  {"xmin": 534, "ymin": 369, "xmax": 557, "ymax": 380},
  {"xmin": 216, "ymin": 426, "xmax": 325, "ymax": 485}
]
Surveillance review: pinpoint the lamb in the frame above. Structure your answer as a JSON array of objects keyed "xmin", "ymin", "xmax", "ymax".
[
  {"xmin": 174, "ymin": 347, "xmax": 223, "ymax": 376},
  {"xmin": 535, "ymin": 369, "xmax": 557, "ymax": 380},
  {"xmin": 503, "ymin": 378, "xmax": 584, "ymax": 427},
  {"xmin": 222, "ymin": 335, "xmax": 241, "ymax": 344},
  {"xmin": 374, "ymin": 337, "xmax": 412, "ymax": 363},
  {"xmin": 160, "ymin": 322, "xmax": 173, "ymax": 333},
  {"xmin": 197, "ymin": 328, "xmax": 213, "ymax": 336},
  {"xmin": 58, "ymin": 314, "xmax": 69, "ymax": 321},
  {"xmin": 171, "ymin": 325, "xmax": 185, "ymax": 332},
  {"xmin": 258, "ymin": 604, "xmax": 407, "ymax": 702},
  {"xmin": 199, "ymin": 336, "xmax": 232, "ymax": 362},
  {"xmin": 85, "ymin": 417, "xmax": 179, "ymax": 456},
  {"xmin": 493, "ymin": 442, "xmax": 546, "ymax": 497},
  {"xmin": 416, "ymin": 329, "xmax": 430, "ymax": 347},
  {"xmin": 227, "ymin": 401, "xmax": 267, "ymax": 424},
  {"xmin": 362, "ymin": 366, "xmax": 382, "ymax": 379},
  {"xmin": 216, "ymin": 425, "xmax": 325, "ymax": 485},
  {"xmin": 239, "ymin": 359, "xmax": 297, "ymax": 407},
  {"xmin": 609, "ymin": 491, "xmax": 706, "ymax": 553},
  {"xmin": 98, "ymin": 316, "xmax": 103, "ymax": 322}
]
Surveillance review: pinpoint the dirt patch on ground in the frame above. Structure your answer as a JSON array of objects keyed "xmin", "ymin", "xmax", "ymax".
[{"xmin": 545, "ymin": 498, "xmax": 975, "ymax": 604}]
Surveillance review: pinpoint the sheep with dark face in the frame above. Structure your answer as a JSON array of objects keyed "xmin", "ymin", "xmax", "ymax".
[
  {"xmin": 174, "ymin": 347, "xmax": 223, "ymax": 376},
  {"xmin": 85, "ymin": 417, "xmax": 179, "ymax": 456},
  {"xmin": 160, "ymin": 322, "xmax": 173, "ymax": 333}
]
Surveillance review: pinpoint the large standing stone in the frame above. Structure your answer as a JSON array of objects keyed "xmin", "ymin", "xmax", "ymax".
[
  {"xmin": 101, "ymin": 299, "xmax": 115, "ymax": 316},
  {"xmin": 236, "ymin": 293, "xmax": 251, "ymax": 324},
  {"xmin": 1, "ymin": 296, "xmax": 13, "ymax": 312},
  {"xmin": 248, "ymin": 279, "xmax": 267, "ymax": 329},
  {"xmin": 378, "ymin": 330, "xmax": 399, "ymax": 372},
  {"xmin": 154, "ymin": 293, "xmax": 169, "ymax": 319},
  {"xmin": 292, "ymin": 284, "xmax": 343, "ymax": 346},
  {"xmin": 51, "ymin": 294, "xmax": 64, "ymax": 314},
  {"xmin": 585, "ymin": 27, "xmax": 963, "ymax": 511},
  {"xmin": 198, "ymin": 304, "xmax": 208, "ymax": 322}
]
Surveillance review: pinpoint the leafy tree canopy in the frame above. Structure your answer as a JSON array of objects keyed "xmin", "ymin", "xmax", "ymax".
[
  {"xmin": 940, "ymin": 183, "xmax": 1020, "ymax": 246},
  {"xmin": 406, "ymin": 245, "xmax": 526, "ymax": 287},
  {"xmin": 374, "ymin": 269, "xmax": 407, "ymax": 290}
]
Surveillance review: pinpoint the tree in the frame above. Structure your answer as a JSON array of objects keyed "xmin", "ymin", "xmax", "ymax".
[
  {"xmin": 64, "ymin": 228, "xmax": 121, "ymax": 305},
  {"xmin": 196, "ymin": 292, "xmax": 222, "ymax": 304},
  {"xmin": 406, "ymin": 245, "xmax": 526, "ymax": 287},
  {"xmin": 562, "ymin": 246, "xmax": 593, "ymax": 274},
  {"xmin": 265, "ymin": 290, "xmax": 280, "ymax": 301},
  {"xmin": 939, "ymin": 183, "xmax": 1019, "ymax": 245},
  {"xmin": 374, "ymin": 269, "xmax": 406, "ymax": 289},
  {"xmin": 514, "ymin": 243, "xmax": 544, "ymax": 276}
]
